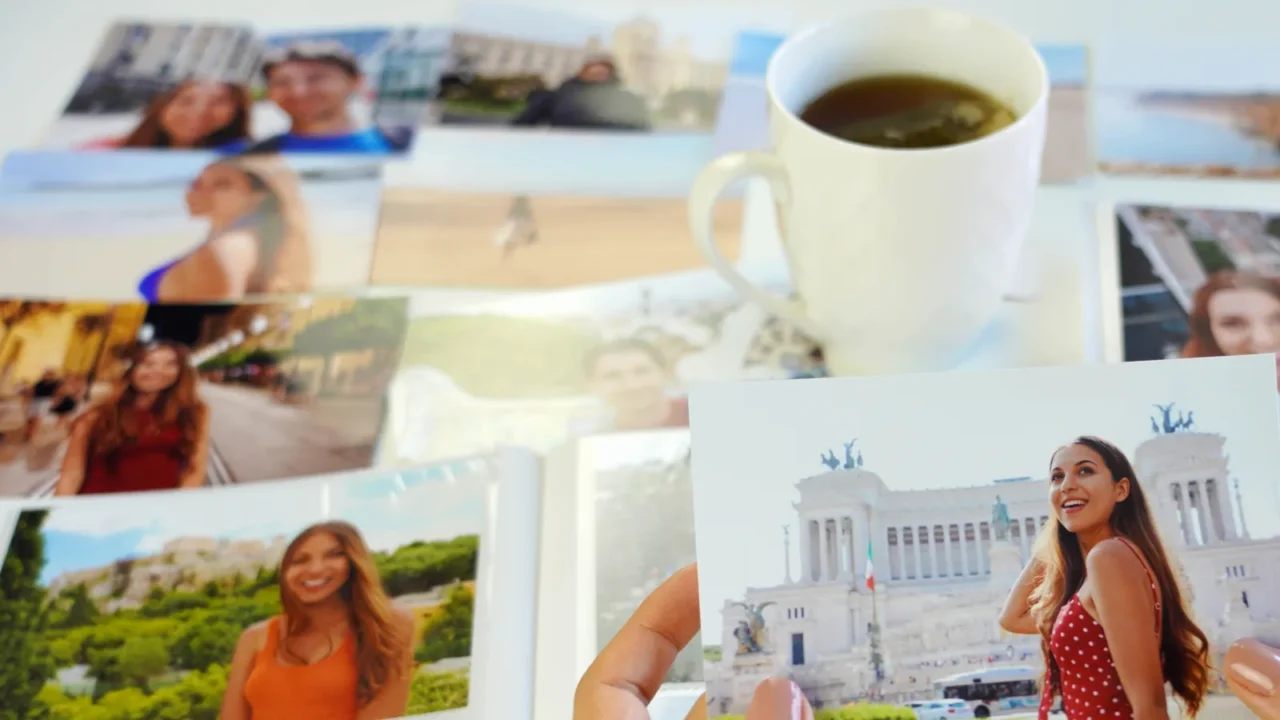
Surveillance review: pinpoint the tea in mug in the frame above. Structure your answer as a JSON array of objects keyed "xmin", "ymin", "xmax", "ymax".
[{"xmin": 799, "ymin": 74, "xmax": 1018, "ymax": 149}]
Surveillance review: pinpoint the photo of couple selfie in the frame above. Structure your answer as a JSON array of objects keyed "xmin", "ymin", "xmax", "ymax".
[{"xmin": 46, "ymin": 22, "xmax": 446, "ymax": 155}]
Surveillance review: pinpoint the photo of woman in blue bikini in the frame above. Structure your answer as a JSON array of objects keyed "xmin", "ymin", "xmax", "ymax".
[
  {"xmin": 136, "ymin": 153, "xmax": 313, "ymax": 302},
  {"xmin": 0, "ymin": 151, "xmax": 383, "ymax": 301}
]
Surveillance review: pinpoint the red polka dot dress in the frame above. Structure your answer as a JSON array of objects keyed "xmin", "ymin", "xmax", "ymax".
[{"xmin": 1037, "ymin": 538, "xmax": 1161, "ymax": 720}]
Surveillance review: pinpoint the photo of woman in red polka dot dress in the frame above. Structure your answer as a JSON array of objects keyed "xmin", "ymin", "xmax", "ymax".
[{"xmin": 998, "ymin": 436, "xmax": 1212, "ymax": 719}]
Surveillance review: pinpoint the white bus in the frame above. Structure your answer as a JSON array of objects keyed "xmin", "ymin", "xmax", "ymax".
[{"xmin": 934, "ymin": 666, "xmax": 1044, "ymax": 718}]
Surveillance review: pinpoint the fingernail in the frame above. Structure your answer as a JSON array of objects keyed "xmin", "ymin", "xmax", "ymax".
[
  {"xmin": 748, "ymin": 677, "xmax": 804, "ymax": 720},
  {"xmin": 1231, "ymin": 662, "xmax": 1276, "ymax": 696}
]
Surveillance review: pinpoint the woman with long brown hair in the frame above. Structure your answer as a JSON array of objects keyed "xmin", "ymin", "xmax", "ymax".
[
  {"xmin": 54, "ymin": 340, "xmax": 209, "ymax": 495},
  {"xmin": 81, "ymin": 80, "xmax": 253, "ymax": 151},
  {"xmin": 998, "ymin": 436, "xmax": 1211, "ymax": 720},
  {"xmin": 221, "ymin": 521, "xmax": 417, "ymax": 720},
  {"xmin": 137, "ymin": 153, "xmax": 313, "ymax": 302},
  {"xmin": 1180, "ymin": 270, "xmax": 1280, "ymax": 389}
]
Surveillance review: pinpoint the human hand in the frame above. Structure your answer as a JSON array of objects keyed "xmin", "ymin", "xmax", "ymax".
[
  {"xmin": 573, "ymin": 563, "xmax": 814, "ymax": 720},
  {"xmin": 1226, "ymin": 638, "xmax": 1280, "ymax": 720}
]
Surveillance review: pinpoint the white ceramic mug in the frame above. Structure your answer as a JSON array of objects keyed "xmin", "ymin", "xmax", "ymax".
[{"xmin": 689, "ymin": 7, "xmax": 1048, "ymax": 375}]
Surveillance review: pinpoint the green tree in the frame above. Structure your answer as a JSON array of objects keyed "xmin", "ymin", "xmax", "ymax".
[
  {"xmin": 417, "ymin": 584, "xmax": 474, "ymax": 663},
  {"xmin": 61, "ymin": 584, "xmax": 99, "ymax": 628},
  {"xmin": 406, "ymin": 670, "xmax": 469, "ymax": 715},
  {"xmin": 0, "ymin": 509, "xmax": 55, "ymax": 720},
  {"xmin": 115, "ymin": 636, "xmax": 169, "ymax": 690},
  {"xmin": 170, "ymin": 620, "xmax": 238, "ymax": 672}
]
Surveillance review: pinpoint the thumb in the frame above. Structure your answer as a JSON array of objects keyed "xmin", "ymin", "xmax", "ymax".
[
  {"xmin": 744, "ymin": 677, "xmax": 814, "ymax": 720},
  {"xmin": 1226, "ymin": 638, "xmax": 1280, "ymax": 720}
]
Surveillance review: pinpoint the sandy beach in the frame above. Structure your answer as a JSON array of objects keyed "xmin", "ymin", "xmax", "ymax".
[
  {"xmin": 371, "ymin": 189, "xmax": 743, "ymax": 289},
  {"xmin": 1042, "ymin": 85, "xmax": 1090, "ymax": 184}
]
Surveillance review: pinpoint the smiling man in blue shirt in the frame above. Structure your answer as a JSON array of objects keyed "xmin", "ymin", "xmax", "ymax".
[{"xmin": 244, "ymin": 40, "xmax": 410, "ymax": 155}]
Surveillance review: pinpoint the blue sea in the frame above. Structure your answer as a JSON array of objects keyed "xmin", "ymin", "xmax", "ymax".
[{"xmin": 1095, "ymin": 91, "xmax": 1280, "ymax": 170}]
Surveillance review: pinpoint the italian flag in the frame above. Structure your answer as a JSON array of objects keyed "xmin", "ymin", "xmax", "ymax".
[{"xmin": 864, "ymin": 538, "xmax": 875, "ymax": 591}]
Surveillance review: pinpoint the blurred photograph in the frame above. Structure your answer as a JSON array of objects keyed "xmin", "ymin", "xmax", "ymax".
[
  {"xmin": 1095, "ymin": 42, "xmax": 1280, "ymax": 179},
  {"xmin": 689, "ymin": 356, "xmax": 1280, "ymax": 719},
  {"xmin": 1115, "ymin": 204, "xmax": 1280, "ymax": 378},
  {"xmin": 43, "ymin": 21, "xmax": 449, "ymax": 156},
  {"xmin": 0, "ymin": 151, "xmax": 382, "ymax": 300},
  {"xmin": 372, "ymin": 189, "xmax": 743, "ymax": 288},
  {"xmin": 434, "ymin": 2, "xmax": 787, "ymax": 133},
  {"xmin": 586, "ymin": 430, "xmax": 701, "ymax": 683},
  {"xmin": 713, "ymin": 35, "xmax": 1091, "ymax": 184},
  {"xmin": 48, "ymin": 21, "xmax": 259, "ymax": 152},
  {"xmin": 385, "ymin": 268, "xmax": 825, "ymax": 463},
  {"xmin": 0, "ymin": 462, "xmax": 487, "ymax": 718},
  {"xmin": 0, "ymin": 295, "xmax": 409, "ymax": 497},
  {"xmin": 249, "ymin": 26, "xmax": 450, "ymax": 154}
]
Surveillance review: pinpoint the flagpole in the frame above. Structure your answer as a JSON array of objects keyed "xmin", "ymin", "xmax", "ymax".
[{"xmin": 865, "ymin": 506, "xmax": 884, "ymax": 697}]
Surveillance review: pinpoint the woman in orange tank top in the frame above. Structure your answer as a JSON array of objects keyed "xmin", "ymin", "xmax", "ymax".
[{"xmin": 220, "ymin": 521, "xmax": 417, "ymax": 720}]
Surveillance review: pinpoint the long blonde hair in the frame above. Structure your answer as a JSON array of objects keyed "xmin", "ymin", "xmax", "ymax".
[{"xmin": 216, "ymin": 154, "xmax": 313, "ymax": 295}]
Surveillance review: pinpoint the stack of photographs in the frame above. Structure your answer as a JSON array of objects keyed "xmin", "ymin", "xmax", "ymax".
[{"xmin": 8, "ymin": 7, "xmax": 1280, "ymax": 720}]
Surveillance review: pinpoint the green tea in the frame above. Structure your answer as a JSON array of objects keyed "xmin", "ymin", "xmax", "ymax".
[{"xmin": 800, "ymin": 74, "xmax": 1018, "ymax": 149}]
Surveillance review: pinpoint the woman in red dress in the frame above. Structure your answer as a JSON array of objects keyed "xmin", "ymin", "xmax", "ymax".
[
  {"xmin": 54, "ymin": 340, "xmax": 209, "ymax": 495},
  {"xmin": 998, "ymin": 436, "xmax": 1210, "ymax": 720}
]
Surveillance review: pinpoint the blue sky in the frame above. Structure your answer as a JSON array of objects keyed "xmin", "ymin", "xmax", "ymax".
[
  {"xmin": 689, "ymin": 354, "xmax": 1280, "ymax": 635},
  {"xmin": 400, "ymin": 129, "xmax": 718, "ymax": 196},
  {"xmin": 0, "ymin": 150, "xmax": 379, "ymax": 192},
  {"xmin": 1094, "ymin": 41, "xmax": 1280, "ymax": 92},
  {"xmin": 31, "ymin": 462, "xmax": 491, "ymax": 586},
  {"xmin": 261, "ymin": 29, "xmax": 392, "ymax": 59},
  {"xmin": 456, "ymin": 2, "xmax": 792, "ymax": 60},
  {"xmin": 728, "ymin": 32, "xmax": 1088, "ymax": 86}
]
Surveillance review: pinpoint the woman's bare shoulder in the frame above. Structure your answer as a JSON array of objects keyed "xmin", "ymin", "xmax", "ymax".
[
  {"xmin": 1086, "ymin": 538, "xmax": 1149, "ymax": 586},
  {"xmin": 237, "ymin": 617, "xmax": 275, "ymax": 652},
  {"xmin": 389, "ymin": 604, "xmax": 418, "ymax": 632}
]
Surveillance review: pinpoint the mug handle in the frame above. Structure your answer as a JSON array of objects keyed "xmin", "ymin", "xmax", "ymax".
[{"xmin": 688, "ymin": 151, "xmax": 828, "ymax": 343}]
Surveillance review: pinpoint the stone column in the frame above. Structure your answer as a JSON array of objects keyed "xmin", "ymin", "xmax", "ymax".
[
  {"xmin": 1190, "ymin": 482, "xmax": 1212, "ymax": 546},
  {"xmin": 1173, "ymin": 483, "xmax": 1196, "ymax": 546},
  {"xmin": 818, "ymin": 517, "xmax": 830, "ymax": 581},
  {"xmin": 1207, "ymin": 480, "xmax": 1233, "ymax": 541},
  {"xmin": 942, "ymin": 524, "xmax": 954, "ymax": 577}
]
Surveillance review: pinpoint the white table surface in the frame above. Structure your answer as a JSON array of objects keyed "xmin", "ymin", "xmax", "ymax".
[{"xmin": 3, "ymin": 1, "xmax": 1278, "ymax": 719}]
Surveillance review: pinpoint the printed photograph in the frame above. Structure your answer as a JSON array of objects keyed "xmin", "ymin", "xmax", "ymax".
[
  {"xmin": 587, "ymin": 430, "xmax": 702, "ymax": 683},
  {"xmin": 0, "ymin": 462, "xmax": 488, "ymax": 719},
  {"xmin": 0, "ymin": 150, "xmax": 383, "ymax": 301},
  {"xmin": 714, "ymin": 36, "xmax": 1091, "ymax": 184},
  {"xmin": 0, "ymin": 295, "xmax": 409, "ymax": 497},
  {"xmin": 434, "ymin": 2, "xmax": 784, "ymax": 132},
  {"xmin": 44, "ymin": 20, "xmax": 450, "ymax": 155},
  {"xmin": 1114, "ymin": 204, "xmax": 1280, "ymax": 376},
  {"xmin": 1095, "ymin": 42, "xmax": 1280, "ymax": 179},
  {"xmin": 371, "ymin": 189, "xmax": 743, "ymax": 288},
  {"xmin": 251, "ymin": 26, "xmax": 450, "ymax": 154},
  {"xmin": 386, "ymin": 268, "xmax": 826, "ymax": 463},
  {"xmin": 690, "ymin": 356, "xmax": 1280, "ymax": 719}
]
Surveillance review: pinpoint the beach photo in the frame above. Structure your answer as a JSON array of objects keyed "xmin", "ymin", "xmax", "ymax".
[
  {"xmin": 584, "ymin": 430, "xmax": 702, "ymax": 683},
  {"xmin": 1115, "ymin": 204, "xmax": 1280, "ymax": 372},
  {"xmin": 385, "ymin": 268, "xmax": 825, "ymax": 464},
  {"xmin": 42, "ymin": 20, "xmax": 449, "ymax": 155},
  {"xmin": 1095, "ymin": 42, "xmax": 1280, "ymax": 179},
  {"xmin": 434, "ymin": 2, "xmax": 788, "ymax": 133},
  {"xmin": 251, "ymin": 26, "xmax": 450, "ymax": 154},
  {"xmin": 689, "ymin": 356, "xmax": 1280, "ymax": 719},
  {"xmin": 371, "ymin": 189, "xmax": 742, "ymax": 288},
  {"xmin": 713, "ymin": 36, "xmax": 1090, "ymax": 185},
  {"xmin": 0, "ymin": 150, "xmax": 383, "ymax": 301},
  {"xmin": 0, "ymin": 462, "xmax": 489, "ymax": 719},
  {"xmin": 0, "ymin": 295, "xmax": 409, "ymax": 497}
]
